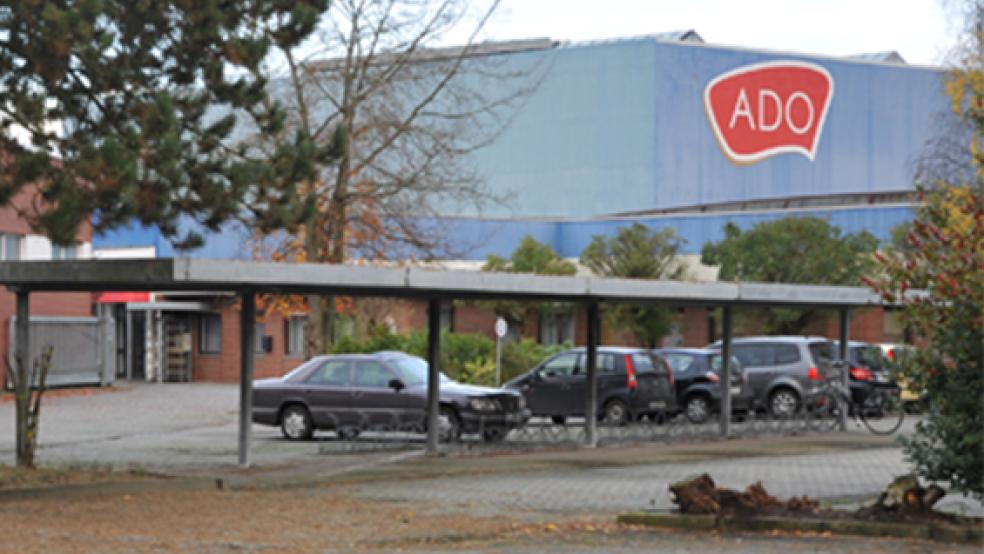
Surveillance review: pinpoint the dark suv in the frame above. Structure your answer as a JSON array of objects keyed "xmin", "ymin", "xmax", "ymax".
[
  {"xmin": 504, "ymin": 347, "xmax": 677, "ymax": 425},
  {"xmin": 708, "ymin": 337, "xmax": 835, "ymax": 418},
  {"xmin": 654, "ymin": 348, "xmax": 753, "ymax": 424},
  {"xmin": 252, "ymin": 351, "xmax": 530, "ymax": 442}
]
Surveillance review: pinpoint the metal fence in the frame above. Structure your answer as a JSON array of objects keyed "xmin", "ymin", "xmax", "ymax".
[
  {"xmin": 313, "ymin": 409, "xmax": 837, "ymax": 455},
  {"xmin": 8, "ymin": 316, "xmax": 114, "ymax": 387}
]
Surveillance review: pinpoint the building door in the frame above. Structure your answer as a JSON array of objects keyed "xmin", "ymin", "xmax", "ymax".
[
  {"xmin": 162, "ymin": 314, "xmax": 193, "ymax": 382},
  {"xmin": 129, "ymin": 311, "xmax": 146, "ymax": 380}
]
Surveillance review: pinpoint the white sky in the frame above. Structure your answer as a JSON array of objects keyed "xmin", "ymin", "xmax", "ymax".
[{"xmin": 457, "ymin": 0, "xmax": 964, "ymax": 66}]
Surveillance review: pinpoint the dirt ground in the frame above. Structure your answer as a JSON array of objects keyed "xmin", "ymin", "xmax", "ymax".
[
  {"xmin": 0, "ymin": 484, "xmax": 599, "ymax": 553},
  {"xmin": 2, "ymin": 484, "xmax": 979, "ymax": 554},
  {"xmin": 0, "ymin": 465, "xmax": 157, "ymax": 490}
]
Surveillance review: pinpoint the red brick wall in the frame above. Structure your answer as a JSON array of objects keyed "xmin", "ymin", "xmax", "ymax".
[
  {"xmin": 191, "ymin": 299, "xmax": 307, "ymax": 383},
  {"xmin": 681, "ymin": 307, "xmax": 711, "ymax": 346},
  {"xmin": 0, "ymin": 184, "xmax": 94, "ymax": 384}
]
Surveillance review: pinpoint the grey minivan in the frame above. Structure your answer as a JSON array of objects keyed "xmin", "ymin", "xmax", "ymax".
[{"xmin": 707, "ymin": 336, "xmax": 835, "ymax": 417}]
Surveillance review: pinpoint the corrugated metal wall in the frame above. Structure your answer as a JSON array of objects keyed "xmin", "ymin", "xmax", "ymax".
[{"xmin": 469, "ymin": 37, "xmax": 948, "ymax": 218}]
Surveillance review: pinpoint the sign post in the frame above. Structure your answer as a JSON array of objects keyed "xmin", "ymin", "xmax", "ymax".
[{"xmin": 494, "ymin": 317, "xmax": 507, "ymax": 386}]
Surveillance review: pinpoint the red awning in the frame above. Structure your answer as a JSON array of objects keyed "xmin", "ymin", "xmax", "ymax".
[{"xmin": 95, "ymin": 291, "xmax": 151, "ymax": 303}]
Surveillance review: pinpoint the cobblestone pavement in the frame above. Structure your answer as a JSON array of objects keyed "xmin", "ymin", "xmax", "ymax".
[
  {"xmin": 356, "ymin": 446, "xmax": 983, "ymax": 518},
  {"xmin": 415, "ymin": 529, "xmax": 981, "ymax": 554}
]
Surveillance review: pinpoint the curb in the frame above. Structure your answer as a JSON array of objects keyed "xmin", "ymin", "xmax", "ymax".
[
  {"xmin": 616, "ymin": 511, "xmax": 984, "ymax": 545},
  {"xmin": 0, "ymin": 477, "xmax": 218, "ymax": 502}
]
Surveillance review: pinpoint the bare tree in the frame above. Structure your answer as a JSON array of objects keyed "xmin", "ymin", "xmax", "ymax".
[{"xmin": 247, "ymin": 0, "xmax": 546, "ymax": 354}]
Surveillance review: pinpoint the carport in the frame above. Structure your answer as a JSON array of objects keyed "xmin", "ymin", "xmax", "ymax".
[{"xmin": 0, "ymin": 258, "xmax": 895, "ymax": 466}]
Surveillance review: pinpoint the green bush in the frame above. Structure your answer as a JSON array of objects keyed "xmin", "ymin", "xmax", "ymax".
[{"xmin": 330, "ymin": 328, "xmax": 568, "ymax": 385}]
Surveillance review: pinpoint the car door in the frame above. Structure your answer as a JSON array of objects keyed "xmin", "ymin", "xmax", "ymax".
[
  {"xmin": 351, "ymin": 360, "xmax": 405, "ymax": 430},
  {"xmin": 772, "ymin": 343, "xmax": 804, "ymax": 387},
  {"xmin": 731, "ymin": 344, "xmax": 774, "ymax": 401},
  {"xmin": 575, "ymin": 352, "xmax": 614, "ymax": 415},
  {"xmin": 303, "ymin": 359, "xmax": 354, "ymax": 429},
  {"xmin": 525, "ymin": 352, "xmax": 578, "ymax": 416}
]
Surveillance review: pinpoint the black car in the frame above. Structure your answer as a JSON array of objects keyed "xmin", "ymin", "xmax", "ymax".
[
  {"xmin": 834, "ymin": 341, "xmax": 901, "ymax": 408},
  {"xmin": 654, "ymin": 348, "xmax": 753, "ymax": 424},
  {"xmin": 252, "ymin": 351, "xmax": 530, "ymax": 442},
  {"xmin": 504, "ymin": 347, "xmax": 677, "ymax": 425}
]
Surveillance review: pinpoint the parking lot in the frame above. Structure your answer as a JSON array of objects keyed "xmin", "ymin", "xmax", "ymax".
[{"xmin": 1, "ymin": 383, "xmax": 976, "ymax": 513}]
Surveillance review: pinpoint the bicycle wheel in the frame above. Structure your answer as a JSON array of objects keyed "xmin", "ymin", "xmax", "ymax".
[
  {"xmin": 860, "ymin": 388, "xmax": 904, "ymax": 435},
  {"xmin": 804, "ymin": 391, "xmax": 840, "ymax": 432}
]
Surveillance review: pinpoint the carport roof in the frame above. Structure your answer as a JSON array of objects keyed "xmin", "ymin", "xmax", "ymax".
[{"xmin": 0, "ymin": 258, "xmax": 895, "ymax": 309}]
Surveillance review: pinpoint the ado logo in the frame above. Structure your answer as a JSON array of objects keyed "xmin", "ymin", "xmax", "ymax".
[{"xmin": 704, "ymin": 61, "xmax": 833, "ymax": 165}]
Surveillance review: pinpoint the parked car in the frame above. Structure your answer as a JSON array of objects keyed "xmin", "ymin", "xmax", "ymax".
[
  {"xmin": 504, "ymin": 347, "xmax": 677, "ymax": 425},
  {"xmin": 877, "ymin": 342, "xmax": 926, "ymax": 410},
  {"xmin": 833, "ymin": 341, "xmax": 901, "ymax": 407},
  {"xmin": 707, "ymin": 336, "xmax": 835, "ymax": 418},
  {"xmin": 252, "ymin": 351, "xmax": 530, "ymax": 442},
  {"xmin": 653, "ymin": 348, "xmax": 754, "ymax": 424}
]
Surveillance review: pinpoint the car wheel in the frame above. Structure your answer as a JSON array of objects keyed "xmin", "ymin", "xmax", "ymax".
[
  {"xmin": 602, "ymin": 399, "xmax": 629, "ymax": 426},
  {"xmin": 684, "ymin": 395, "xmax": 712, "ymax": 424},
  {"xmin": 769, "ymin": 388, "xmax": 800, "ymax": 419},
  {"xmin": 551, "ymin": 416, "xmax": 566, "ymax": 425},
  {"xmin": 481, "ymin": 426, "xmax": 508, "ymax": 443},
  {"xmin": 337, "ymin": 427, "xmax": 361, "ymax": 440},
  {"xmin": 438, "ymin": 406, "xmax": 461, "ymax": 443},
  {"xmin": 281, "ymin": 404, "xmax": 313, "ymax": 441}
]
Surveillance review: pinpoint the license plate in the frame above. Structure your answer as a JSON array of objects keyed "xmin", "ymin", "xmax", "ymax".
[
  {"xmin": 729, "ymin": 386, "xmax": 742, "ymax": 396},
  {"xmin": 648, "ymin": 400, "xmax": 666, "ymax": 409}
]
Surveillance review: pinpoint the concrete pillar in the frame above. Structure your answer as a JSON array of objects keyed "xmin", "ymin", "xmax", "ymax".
[
  {"xmin": 238, "ymin": 291, "xmax": 256, "ymax": 467},
  {"xmin": 838, "ymin": 308, "xmax": 850, "ymax": 432},
  {"xmin": 719, "ymin": 305, "xmax": 733, "ymax": 437},
  {"xmin": 426, "ymin": 298, "xmax": 441, "ymax": 455},
  {"xmin": 584, "ymin": 301, "xmax": 599, "ymax": 448}
]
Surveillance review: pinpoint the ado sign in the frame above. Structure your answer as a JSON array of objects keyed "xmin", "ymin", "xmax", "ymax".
[{"xmin": 704, "ymin": 61, "xmax": 833, "ymax": 165}]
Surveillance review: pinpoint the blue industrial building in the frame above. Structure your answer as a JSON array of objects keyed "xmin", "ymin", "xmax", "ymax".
[{"xmin": 94, "ymin": 32, "xmax": 949, "ymax": 261}]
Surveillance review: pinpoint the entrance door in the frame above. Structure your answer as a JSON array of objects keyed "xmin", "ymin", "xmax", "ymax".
[
  {"xmin": 129, "ymin": 311, "xmax": 147, "ymax": 380},
  {"xmin": 162, "ymin": 315, "xmax": 193, "ymax": 382}
]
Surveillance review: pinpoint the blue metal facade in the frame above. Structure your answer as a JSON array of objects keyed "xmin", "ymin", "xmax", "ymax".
[
  {"xmin": 93, "ymin": 37, "xmax": 946, "ymax": 261},
  {"xmin": 469, "ymin": 37, "xmax": 948, "ymax": 218}
]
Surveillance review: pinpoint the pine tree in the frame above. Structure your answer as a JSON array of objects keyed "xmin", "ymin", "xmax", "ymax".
[{"xmin": 0, "ymin": 1, "xmax": 333, "ymax": 247}]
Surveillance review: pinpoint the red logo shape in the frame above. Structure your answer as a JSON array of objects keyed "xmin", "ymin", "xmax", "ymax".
[{"xmin": 704, "ymin": 61, "xmax": 834, "ymax": 165}]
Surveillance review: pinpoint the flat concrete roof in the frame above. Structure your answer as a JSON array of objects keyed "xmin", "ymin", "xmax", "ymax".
[{"xmin": 0, "ymin": 258, "xmax": 893, "ymax": 309}]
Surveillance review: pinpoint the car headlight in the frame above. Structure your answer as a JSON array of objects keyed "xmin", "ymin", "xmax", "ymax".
[
  {"xmin": 516, "ymin": 395, "xmax": 526, "ymax": 410},
  {"xmin": 469, "ymin": 397, "xmax": 498, "ymax": 412}
]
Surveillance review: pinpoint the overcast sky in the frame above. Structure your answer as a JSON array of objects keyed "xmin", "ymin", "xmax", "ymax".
[{"xmin": 456, "ymin": 0, "xmax": 964, "ymax": 66}]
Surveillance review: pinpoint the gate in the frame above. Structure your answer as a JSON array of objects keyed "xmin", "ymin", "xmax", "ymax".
[{"xmin": 8, "ymin": 316, "xmax": 114, "ymax": 387}]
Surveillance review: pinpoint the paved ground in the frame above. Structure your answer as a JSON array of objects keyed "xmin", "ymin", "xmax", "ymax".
[{"xmin": 1, "ymin": 382, "xmax": 981, "ymax": 553}]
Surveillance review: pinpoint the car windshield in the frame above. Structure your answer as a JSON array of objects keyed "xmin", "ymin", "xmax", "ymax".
[
  {"xmin": 710, "ymin": 354, "xmax": 742, "ymax": 373},
  {"xmin": 850, "ymin": 346, "xmax": 884, "ymax": 370},
  {"xmin": 662, "ymin": 353, "xmax": 697, "ymax": 374},
  {"xmin": 282, "ymin": 358, "xmax": 323, "ymax": 381},
  {"xmin": 809, "ymin": 342, "xmax": 835, "ymax": 364},
  {"xmin": 388, "ymin": 356, "xmax": 452, "ymax": 386},
  {"xmin": 631, "ymin": 353, "xmax": 655, "ymax": 372}
]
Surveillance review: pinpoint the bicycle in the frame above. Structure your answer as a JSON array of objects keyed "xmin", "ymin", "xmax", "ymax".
[{"xmin": 804, "ymin": 361, "xmax": 905, "ymax": 435}]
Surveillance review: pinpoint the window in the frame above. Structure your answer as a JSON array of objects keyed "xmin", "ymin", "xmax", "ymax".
[
  {"xmin": 575, "ymin": 352, "xmax": 615, "ymax": 374},
  {"xmin": 0, "ymin": 233, "xmax": 22, "ymax": 260},
  {"xmin": 284, "ymin": 315, "xmax": 307, "ymax": 357},
  {"xmin": 540, "ymin": 311, "xmax": 575, "ymax": 346},
  {"xmin": 732, "ymin": 344, "xmax": 771, "ymax": 366},
  {"xmin": 353, "ymin": 361, "xmax": 395, "ymax": 388},
  {"xmin": 809, "ymin": 342, "xmax": 835, "ymax": 365},
  {"xmin": 305, "ymin": 360, "xmax": 351, "ymax": 386},
  {"xmin": 254, "ymin": 323, "xmax": 266, "ymax": 355},
  {"xmin": 663, "ymin": 353, "xmax": 698, "ymax": 374},
  {"xmin": 200, "ymin": 314, "xmax": 222, "ymax": 354},
  {"xmin": 51, "ymin": 244, "xmax": 77, "ymax": 260},
  {"xmin": 439, "ymin": 301, "xmax": 454, "ymax": 331},
  {"xmin": 539, "ymin": 353, "xmax": 577, "ymax": 377},
  {"xmin": 774, "ymin": 344, "xmax": 801, "ymax": 364}
]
